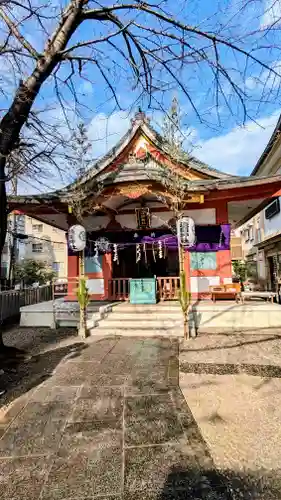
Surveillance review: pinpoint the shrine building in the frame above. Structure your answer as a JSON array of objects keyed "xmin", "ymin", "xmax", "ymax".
[{"xmin": 9, "ymin": 111, "xmax": 281, "ymax": 301}]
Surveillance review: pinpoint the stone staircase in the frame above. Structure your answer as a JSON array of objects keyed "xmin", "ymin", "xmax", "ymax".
[
  {"xmin": 21, "ymin": 297, "xmax": 281, "ymax": 332},
  {"xmin": 89, "ymin": 301, "xmax": 184, "ymax": 337},
  {"xmin": 88, "ymin": 299, "xmax": 281, "ymax": 336}
]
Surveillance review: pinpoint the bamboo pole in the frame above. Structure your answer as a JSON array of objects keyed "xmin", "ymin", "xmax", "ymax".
[
  {"xmin": 79, "ymin": 249, "xmax": 85, "ymax": 277},
  {"xmin": 78, "ymin": 248, "xmax": 86, "ymax": 337}
]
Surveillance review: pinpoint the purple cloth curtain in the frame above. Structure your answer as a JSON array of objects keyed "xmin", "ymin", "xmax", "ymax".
[{"xmin": 141, "ymin": 224, "xmax": 230, "ymax": 252}]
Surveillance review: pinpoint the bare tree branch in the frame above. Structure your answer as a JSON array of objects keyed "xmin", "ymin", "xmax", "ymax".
[{"xmin": 0, "ymin": 7, "xmax": 39, "ymax": 58}]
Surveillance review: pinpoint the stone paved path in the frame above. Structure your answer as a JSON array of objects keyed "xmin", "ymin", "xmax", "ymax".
[{"xmin": 0, "ymin": 335, "xmax": 280, "ymax": 499}]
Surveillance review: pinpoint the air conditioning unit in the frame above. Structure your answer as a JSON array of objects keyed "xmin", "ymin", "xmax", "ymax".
[{"xmin": 265, "ymin": 198, "xmax": 280, "ymax": 220}]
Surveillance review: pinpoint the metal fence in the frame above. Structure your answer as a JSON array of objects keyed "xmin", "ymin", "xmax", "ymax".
[{"xmin": 0, "ymin": 285, "xmax": 52, "ymax": 322}]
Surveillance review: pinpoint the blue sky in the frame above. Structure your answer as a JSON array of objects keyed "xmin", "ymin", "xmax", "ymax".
[{"xmin": 1, "ymin": 0, "xmax": 281, "ymax": 193}]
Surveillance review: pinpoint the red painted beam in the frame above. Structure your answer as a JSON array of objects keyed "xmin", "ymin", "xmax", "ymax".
[{"xmin": 205, "ymin": 182, "xmax": 281, "ymax": 202}]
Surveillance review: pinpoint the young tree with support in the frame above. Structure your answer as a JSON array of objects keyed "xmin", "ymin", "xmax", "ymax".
[{"xmin": 147, "ymin": 97, "xmax": 194, "ymax": 338}]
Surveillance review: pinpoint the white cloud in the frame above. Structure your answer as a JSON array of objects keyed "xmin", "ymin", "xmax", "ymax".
[
  {"xmin": 87, "ymin": 111, "xmax": 131, "ymax": 158},
  {"xmin": 195, "ymin": 110, "xmax": 281, "ymax": 175},
  {"xmin": 261, "ymin": 0, "xmax": 281, "ymax": 28}
]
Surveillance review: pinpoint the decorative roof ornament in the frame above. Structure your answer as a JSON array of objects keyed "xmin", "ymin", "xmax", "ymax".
[
  {"xmin": 131, "ymin": 107, "xmax": 150, "ymax": 126},
  {"xmin": 117, "ymin": 184, "xmax": 151, "ymax": 199}
]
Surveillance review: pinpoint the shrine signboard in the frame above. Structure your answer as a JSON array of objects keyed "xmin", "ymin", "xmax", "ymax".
[
  {"xmin": 129, "ymin": 278, "xmax": 157, "ymax": 304},
  {"xmin": 136, "ymin": 207, "xmax": 151, "ymax": 230}
]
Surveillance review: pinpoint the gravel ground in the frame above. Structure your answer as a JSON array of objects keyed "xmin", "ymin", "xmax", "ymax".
[
  {"xmin": 180, "ymin": 331, "xmax": 281, "ymax": 366},
  {"xmin": 180, "ymin": 372, "xmax": 281, "ymax": 470},
  {"xmin": 2, "ymin": 325, "xmax": 81, "ymax": 355},
  {"xmin": 180, "ymin": 331, "xmax": 281, "ymax": 497}
]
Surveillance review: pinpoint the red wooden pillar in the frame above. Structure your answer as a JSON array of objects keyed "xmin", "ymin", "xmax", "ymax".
[
  {"xmin": 67, "ymin": 254, "xmax": 79, "ymax": 299},
  {"xmin": 103, "ymin": 252, "xmax": 113, "ymax": 300},
  {"xmin": 66, "ymin": 213, "xmax": 79, "ymax": 300},
  {"xmin": 216, "ymin": 201, "xmax": 232, "ymax": 284}
]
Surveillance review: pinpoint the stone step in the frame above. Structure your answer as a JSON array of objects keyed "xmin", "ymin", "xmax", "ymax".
[
  {"xmin": 99, "ymin": 318, "xmax": 183, "ymax": 328},
  {"xmin": 104, "ymin": 312, "xmax": 183, "ymax": 320},
  {"xmin": 112, "ymin": 305, "xmax": 181, "ymax": 314},
  {"xmin": 89, "ymin": 326, "xmax": 182, "ymax": 337},
  {"xmin": 115, "ymin": 301, "xmax": 180, "ymax": 307}
]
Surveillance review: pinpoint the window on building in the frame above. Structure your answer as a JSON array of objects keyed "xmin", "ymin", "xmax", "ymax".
[
  {"xmin": 2, "ymin": 243, "xmax": 8, "ymax": 254},
  {"xmin": 32, "ymin": 243, "xmax": 43, "ymax": 253},
  {"xmin": 1, "ymin": 263, "xmax": 8, "ymax": 279},
  {"xmin": 52, "ymin": 262, "xmax": 60, "ymax": 273},
  {"xmin": 32, "ymin": 224, "xmax": 43, "ymax": 232},
  {"xmin": 243, "ymin": 228, "xmax": 250, "ymax": 241},
  {"xmin": 265, "ymin": 198, "xmax": 280, "ymax": 219},
  {"xmin": 249, "ymin": 226, "xmax": 254, "ymax": 240}
]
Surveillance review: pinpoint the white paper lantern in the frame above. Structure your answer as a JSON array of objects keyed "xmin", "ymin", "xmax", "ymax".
[
  {"xmin": 177, "ymin": 217, "xmax": 196, "ymax": 247},
  {"xmin": 68, "ymin": 225, "xmax": 86, "ymax": 251}
]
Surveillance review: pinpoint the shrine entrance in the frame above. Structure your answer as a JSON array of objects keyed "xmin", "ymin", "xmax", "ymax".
[{"xmin": 112, "ymin": 245, "xmax": 179, "ymax": 279}]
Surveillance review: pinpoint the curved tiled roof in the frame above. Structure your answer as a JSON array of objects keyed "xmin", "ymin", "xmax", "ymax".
[
  {"xmin": 64, "ymin": 116, "xmax": 235, "ymax": 192},
  {"xmin": 146, "ymin": 122, "xmax": 234, "ymax": 180},
  {"xmin": 251, "ymin": 113, "xmax": 281, "ymax": 176}
]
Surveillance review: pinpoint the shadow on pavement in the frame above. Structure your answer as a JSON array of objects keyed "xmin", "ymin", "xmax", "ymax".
[
  {"xmin": 0, "ymin": 334, "xmax": 87, "ymax": 410},
  {"xmin": 181, "ymin": 333, "xmax": 281, "ymax": 353}
]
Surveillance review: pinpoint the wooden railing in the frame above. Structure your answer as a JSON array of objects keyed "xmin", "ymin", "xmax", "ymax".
[
  {"xmin": 0, "ymin": 284, "xmax": 52, "ymax": 322},
  {"xmin": 109, "ymin": 279, "xmax": 130, "ymax": 301},
  {"xmin": 157, "ymin": 277, "xmax": 180, "ymax": 301},
  {"xmin": 52, "ymin": 276, "xmax": 180, "ymax": 302}
]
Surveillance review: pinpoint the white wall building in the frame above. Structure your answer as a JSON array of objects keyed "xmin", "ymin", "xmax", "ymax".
[
  {"xmin": 23, "ymin": 217, "xmax": 67, "ymax": 278},
  {"xmin": 239, "ymin": 114, "xmax": 281, "ymax": 291},
  {"xmin": 1, "ymin": 215, "xmax": 67, "ymax": 279}
]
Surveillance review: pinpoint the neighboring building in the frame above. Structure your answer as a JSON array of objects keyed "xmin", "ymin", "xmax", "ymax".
[
  {"xmin": 8, "ymin": 111, "xmax": 281, "ymax": 301},
  {"xmin": 1, "ymin": 215, "xmax": 67, "ymax": 279},
  {"xmin": 238, "ymin": 113, "xmax": 281, "ymax": 292},
  {"xmin": 230, "ymin": 229, "xmax": 243, "ymax": 262},
  {"xmin": 23, "ymin": 217, "xmax": 67, "ymax": 278},
  {"xmin": 237, "ymin": 215, "xmax": 265, "ymax": 286}
]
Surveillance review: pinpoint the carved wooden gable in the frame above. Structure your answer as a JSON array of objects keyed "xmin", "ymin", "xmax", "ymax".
[{"xmin": 101, "ymin": 133, "xmax": 210, "ymax": 186}]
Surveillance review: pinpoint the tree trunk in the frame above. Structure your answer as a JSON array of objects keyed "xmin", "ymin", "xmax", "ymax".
[
  {"xmin": 0, "ymin": 172, "xmax": 7, "ymax": 266},
  {"xmin": 0, "ymin": 3, "xmax": 87, "ymax": 349},
  {"xmin": 183, "ymin": 312, "xmax": 188, "ymax": 341},
  {"xmin": 0, "ymin": 157, "xmax": 7, "ymax": 350},
  {"xmin": 78, "ymin": 306, "xmax": 87, "ymax": 338}
]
